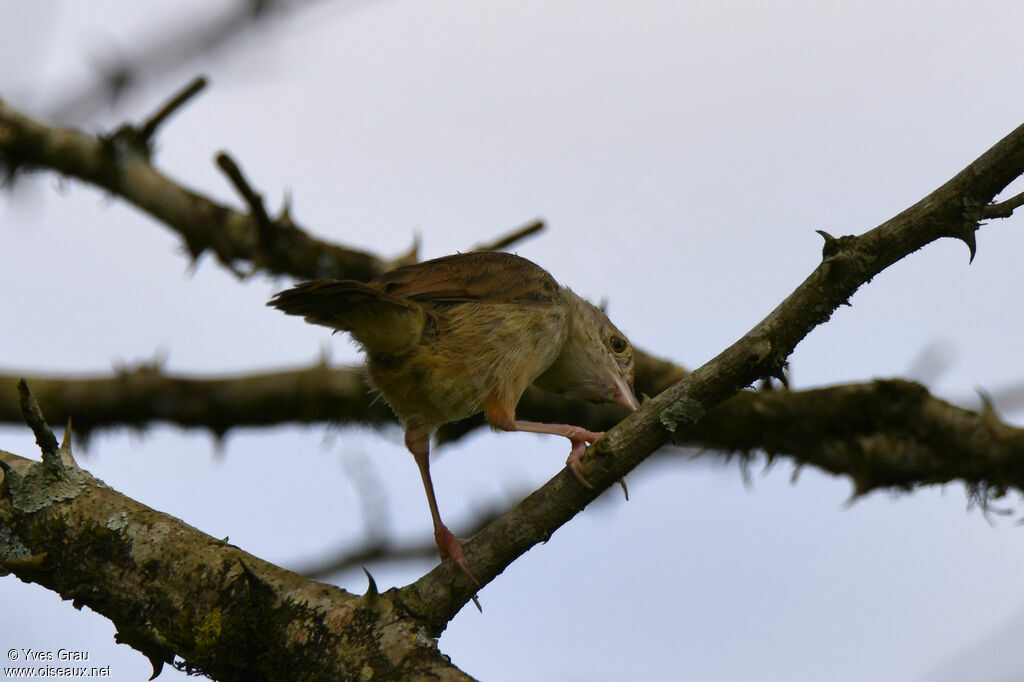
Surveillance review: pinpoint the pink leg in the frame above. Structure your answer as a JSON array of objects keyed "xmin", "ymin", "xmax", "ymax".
[
  {"xmin": 511, "ymin": 420, "xmax": 604, "ymax": 488},
  {"xmin": 509, "ymin": 420, "xmax": 628, "ymax": 498},
  {"xmin": 485, "ymin": 401, "xmax": 604, "ymax": 487},
  {"xmin": 405, "ymin": 426, "xmax": 480, "ymax": 585}
]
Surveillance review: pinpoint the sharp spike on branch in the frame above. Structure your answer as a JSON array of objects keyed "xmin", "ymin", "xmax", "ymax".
[
  {"xmin": 17, "ymin": 379, "xmax": 59, "ymax": 465},
  {"xmin": 59, "ymin": 418, "xmax": 77, "ymax": 468}
]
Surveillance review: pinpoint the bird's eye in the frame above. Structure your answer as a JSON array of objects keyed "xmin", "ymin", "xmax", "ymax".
[{"xmin": 609, "ymin": 335, "xmax": 628, "ymax": 353}]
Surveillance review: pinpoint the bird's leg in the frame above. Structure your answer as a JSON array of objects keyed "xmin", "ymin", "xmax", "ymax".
[
  {"xmin": 484, "ymin": 400, "xmax": 603, "ymax": 488},
  {"xmin": 405, "ymin": 424, "xmax": 480, "ymax": 586},
  {"xmin": 516, "ymin": 421, "xmax": 603, "ymax": 488}
]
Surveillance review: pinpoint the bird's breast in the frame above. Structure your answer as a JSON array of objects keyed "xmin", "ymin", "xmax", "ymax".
[{"xmin": 365, "ymin": 301, "xmax": 568, "ymax": 428}]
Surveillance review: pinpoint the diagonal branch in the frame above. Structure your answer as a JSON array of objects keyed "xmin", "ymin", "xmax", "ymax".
[
  {"xmin": 0, "ymin": 385, "xmax": 474, "ymax": 680},
  {"xmin": 396, "ymin": 119, "xmax": 1024, "ymax": 631},
  {"xmin": 0, "ymin": 446, "xmax": 474, "ymax": 681},
  {"xmin": 0, "ymin": 95, "xmax": 548, "ymax": 283},
  {"xmin": 0, "ymin": 96, "xmax": 398, "ymax": 281}
]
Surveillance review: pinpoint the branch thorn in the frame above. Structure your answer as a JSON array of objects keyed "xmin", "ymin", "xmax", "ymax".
[
  {"xmin": 815, "ymin": 229, "xmax": 838, "ymax": 258},
  {"xmin": 17, "ymin": 379, "xmax": 59, "ymax": 466}
]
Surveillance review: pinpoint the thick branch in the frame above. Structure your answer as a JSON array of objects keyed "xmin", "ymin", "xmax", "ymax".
[
  {"xmin": 0, "ymin": 365, "xmax": 395, "ymax": 440},
  {"xmin": 684, "ymin": 380, "xmax": 1024, "ymax": 499},
  {"xmin": 0, "ymin": 445, "xmax": 473, "ymax": 681},
  {"xmin": 0, "ymin": 349, "xmax": 682, "ymax": 439}
]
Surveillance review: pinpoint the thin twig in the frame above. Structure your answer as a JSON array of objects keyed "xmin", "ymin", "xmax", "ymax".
[
  {"xmin": 139, "ymin": 76, "xmax": 209, "ymax": 143},
  {"xmin": 216, "ymin": 151, "xmax": 276, "ymax": 245},
  {"xmin": 473, "ymin": 219, "xmax": 545, "ymax": 252},
  {"xmin": 983, "ymin": 189, "xmax": 1024, "ymax": 218},
  {"xmin": 16, "ymin": 379, "xmax": 58, "ymax": 464}
]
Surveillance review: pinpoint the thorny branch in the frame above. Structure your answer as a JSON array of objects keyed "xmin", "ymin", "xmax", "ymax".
[
  {"xmin": 1, "ymin": 91, "xmax": 546, "ymax": 283},
  {"xmin": 1, "ymin": 386, "xmax": 473, "ymax": 681},
  {"xmin": 0, "ymin": 94, "xmax": 400, "ymax": 281},
  {"xmin": 3, "ymin": 81, "xmax": 1024, "ymax": 675},
  {"xmin": 397, "ymin": 118, "xmax": 1024, "ymax": 627},
  {"xmin": 0, "ymin": 352, "xmax": 678, "ymax": 442}
]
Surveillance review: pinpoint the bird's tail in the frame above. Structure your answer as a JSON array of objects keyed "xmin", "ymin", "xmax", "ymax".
[{"xmin": 268, "ymin": 280, "xmax": 426, "ymax": 354}]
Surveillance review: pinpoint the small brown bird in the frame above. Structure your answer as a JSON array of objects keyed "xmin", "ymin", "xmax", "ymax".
[{"xmin": 268, "ymin": 252, "xmax": 638, "ymax": 580}]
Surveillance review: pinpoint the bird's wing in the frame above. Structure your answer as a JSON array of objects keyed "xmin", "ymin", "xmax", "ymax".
[
  {"xmin": 267, "ymin": 280, "xmax": 410, "ymax": 326},
  {"xmin": 371, "ymin": 252, "xmax": 560, "ymax": 305},
  {"xmin": 268, "ymin": 280, "xmax": 425, "ymax": 354}
]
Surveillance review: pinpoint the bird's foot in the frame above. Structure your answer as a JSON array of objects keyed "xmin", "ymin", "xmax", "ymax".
[
  {"xmin": 565, "ymin": 429, "xmax": 604, "ymax": 488},
  {"xmin": 565, "ymin": 431, "xmax": 628, "ymax": 499},
  {"xmin": 435, "ymin": 525, "xmax": 480, "ymax": 586},
  {"xmin": 435, "ymin": 525, "xmax": 483, "ymax": 611}
]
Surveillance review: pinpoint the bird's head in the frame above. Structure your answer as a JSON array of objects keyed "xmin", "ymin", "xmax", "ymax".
[{"xmin": 534, "ymin": 290, "xmax": 639, "ymax": 412}]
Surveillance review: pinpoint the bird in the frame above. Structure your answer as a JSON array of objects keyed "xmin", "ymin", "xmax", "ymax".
[{"xmin": 268, "ymin": 251, "xmax": 638, "ymax": 582}]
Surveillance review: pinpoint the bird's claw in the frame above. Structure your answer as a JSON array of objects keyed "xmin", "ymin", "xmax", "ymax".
[
  {"xmin": 435, "ymin": 526, "xmax": 481, "ymax": 587},
  {"xmin": 566, "ymin": 432, "xmax": 627, "ymax": 499},
  {"xmin": 567, "ymin": 451, "xmax": 594, "ymax": 488},
  {"xmin": 566, "ymin": 430, "xmax": 604, "ymax": 488}
]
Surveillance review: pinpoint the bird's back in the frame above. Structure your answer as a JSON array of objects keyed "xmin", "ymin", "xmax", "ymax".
[
  {"xmin": 269, "ymin": 252, "xmax": 570, "ymax": 428},
  {"xmin": 366, "ymin": 253, "xmax": 569, "ymax": 426},
  {"xmin": 370, "ymin": 252, "xmax": 561, "ymax": 308}
]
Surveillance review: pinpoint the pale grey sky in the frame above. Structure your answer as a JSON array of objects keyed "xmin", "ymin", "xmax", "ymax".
[{"xmin": 3, "ymin": 2, "xmax": 1024, "ymax": 680}]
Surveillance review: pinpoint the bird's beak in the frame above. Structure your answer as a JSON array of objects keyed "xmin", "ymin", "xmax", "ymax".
[{"xmin": 611, "ymin": 372, "xmax": 640, "ymax": 412}]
